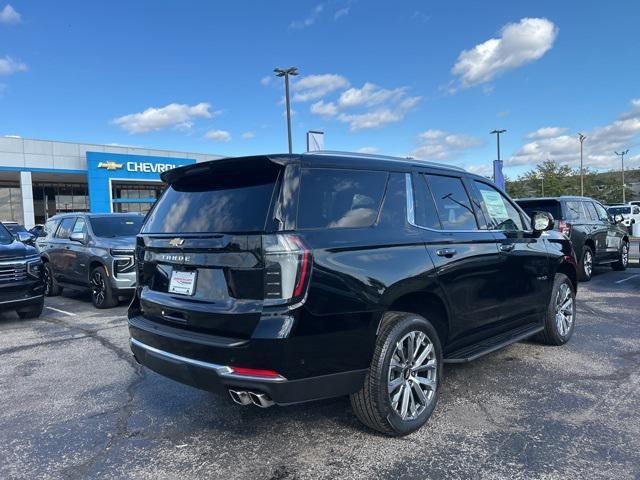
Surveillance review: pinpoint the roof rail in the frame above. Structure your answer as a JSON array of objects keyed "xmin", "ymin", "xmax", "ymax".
[{"xmin": 304, "ymin": 150, "xmax": 466, "ymax": 171}]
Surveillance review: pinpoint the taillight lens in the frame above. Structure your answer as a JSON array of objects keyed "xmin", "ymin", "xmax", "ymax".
[
  {"xmin": 559, "ymin": 220, "xmax": 571, "ymax": 236},
  {"xmin": 262, "ymin": 234, "xmax": 311, "ymax": 306},
  {"xmin": 228, "ymin": 366, "xmax": 284, "ymax": 379}
]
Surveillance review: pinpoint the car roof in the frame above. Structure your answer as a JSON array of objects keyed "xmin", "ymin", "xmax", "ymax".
[
  {"xmin": 515, "ymin": 196, "xmax": 596, "ymax": 202},
  {"xmin": 48, "ymin": 212, "xmax": 143, "ymax": 220}
]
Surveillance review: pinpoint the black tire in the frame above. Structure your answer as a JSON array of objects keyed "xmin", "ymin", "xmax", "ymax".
[
  {"xmin": 350, "ymin": 311, "xmax": 443, "ymax": 436},
  {"xmin": 611, "ymin": 241, "xmax": 629, "ymax": 271},
  {"xmin": 17, "ymin": 297, "xmax": 44, "ymax": 319},
  {"xmin": 538, "ymin": 273, "xmax": 576, "ymax": 346},
  {"xmin": 90, "ymin": 266, "xmax": 118, "ymax": 309},
  {"xmin": 578, "ymin": 246, "xmax": 593, "ymax": 282},
  {"xmin": 43, "ymin": 262, "xmax": 62, "ymax": 296}
]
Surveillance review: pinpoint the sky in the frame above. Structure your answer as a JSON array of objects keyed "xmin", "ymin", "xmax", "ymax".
[{"xmin": 1, "ymin": 1, "xmax": 639, "ymax": 178}]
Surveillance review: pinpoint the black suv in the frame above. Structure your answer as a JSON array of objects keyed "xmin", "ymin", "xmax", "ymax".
[
  {"xmin": 38, "ymin": 213, "xmax": 144, "ymax": 308},
  {"xmin": 0, "ymin": 222, "xmax": 44, "ymax": 318},
  {"xmin": 129, "ymin": 152, "xmax": 578, "ymax": 436},
  {"xmin": 516, "ymin": 196, "xmax": 629, "ymax": 282}
]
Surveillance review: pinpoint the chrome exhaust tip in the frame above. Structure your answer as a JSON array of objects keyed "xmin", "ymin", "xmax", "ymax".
[
  {"xmin": 228, "ymin": 389, "xmax": 252, "ymax": 406},
  {"xmin": 248, "ymin": 391, "xmax": 274, "ymax": 408}
]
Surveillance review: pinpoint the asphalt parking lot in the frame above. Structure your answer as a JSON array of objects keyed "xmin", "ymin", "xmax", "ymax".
[{"xmin": 1, "ymin": 263, "xmax": 639, "ymax": 480}]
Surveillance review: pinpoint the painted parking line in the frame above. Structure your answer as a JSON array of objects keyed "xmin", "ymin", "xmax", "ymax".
[
  {"xmin": 45, "ymin": 306, "xmax": 77, "ymax": 316},
  {"xmin": 614, "ymin": 274, "xmax": 640, "ymax": 284}
]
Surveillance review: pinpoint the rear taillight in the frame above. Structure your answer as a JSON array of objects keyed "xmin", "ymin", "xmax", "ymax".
[
  {"xmin": 559, "ymin": 220, "xmax": 571, "ymax": 236},
  {"xmin": 228, "ymin": 366, "xmax": 284, "ymax": 379},
  {"xmin": 262, "ymin": 234, "xmax": 311, "ymax": 306}
]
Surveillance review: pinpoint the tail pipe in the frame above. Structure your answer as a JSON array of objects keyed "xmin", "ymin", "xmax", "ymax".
[{"xmin": 228, "ymin": 389, "xmax": 274, "ymax": 408}]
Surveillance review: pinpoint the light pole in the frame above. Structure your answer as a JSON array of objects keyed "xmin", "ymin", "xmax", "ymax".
[
  {"xmin": 537, "ymin": 171, "xmax": 545, "ymax": 196},
  {"xmin": 490, "ymin": 129, "xmax": 506, "ymax": 184},
  {"xmin": 615, "ymin": 149, "xmax": 629, "ymax": 203},
  {"xmin": 578, "ymin": 133, "xmax": 586, "ymax": 196},
  {"xmin": 274, "ymin": 66, "xmax": 299, "ymax": 154}
]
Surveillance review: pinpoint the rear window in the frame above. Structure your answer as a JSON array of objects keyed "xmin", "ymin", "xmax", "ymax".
[
  {"xmin": 297, "ymin": 168, "xmax": 387, "ymax": 229},
  {"xmin": 516, "ymin": 200, "xmax": 561, "ymax": 220},
  {"xmin": 142, "ymin": 165, "xmax": 280, "ymax": 234}
]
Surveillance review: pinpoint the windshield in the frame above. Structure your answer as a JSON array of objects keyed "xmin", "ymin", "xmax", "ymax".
[
  {"xmin": 607, "ymin": 206, "xmax": 631, "ymax": 215},
  {"xmin": 515, "ymin": 200, "xmax": 561, "ymax": 220},
  {"xmin": 0, "ymin": 223, "xmax": 14, "ymax": 244},
  {"xmin": 89, "ymin": 216, "xmax": 144, "ymax": 237},
  {"xmin": 3, "ymin": 223, "xmax": 28, "ymax": 235}
]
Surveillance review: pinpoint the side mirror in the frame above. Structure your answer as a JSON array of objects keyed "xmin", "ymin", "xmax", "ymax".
[
  {"xmin": 17, "ymin": 231, "xmax": 34, "ymax": 243},
  {"xmin": 69, "ymin": 232, "xmax": 86, "ymax": 243},
  {"xmin": 614, "ymin": 214, "xmax": 624, "ymax": 224},
  {"xmin": 532, "ymin": 211, "xmax": 554, "ymax": 233}
]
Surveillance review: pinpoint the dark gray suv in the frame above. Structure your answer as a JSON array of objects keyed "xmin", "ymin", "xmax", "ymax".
[{"xmin": 38, "ymin": 213, "xmax": 144, "ymax": 308}]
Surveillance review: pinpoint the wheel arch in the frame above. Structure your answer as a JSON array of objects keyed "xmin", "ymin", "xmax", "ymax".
[
  {"xmin": 556, "ymin": 258, "xmax": 578, "ymax": 293},
  {"xmin": 583, "ymin": 237, "xmax": 596, "ymax": 256},
  {"xmin": 384, "ymin": 291, "xmax": 450, "ymax": 347}
]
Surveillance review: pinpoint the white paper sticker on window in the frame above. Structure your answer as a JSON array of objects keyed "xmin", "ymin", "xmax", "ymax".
[{"xmin": 480, "ymin": 189, "xmax": 509, "ymax": 221}]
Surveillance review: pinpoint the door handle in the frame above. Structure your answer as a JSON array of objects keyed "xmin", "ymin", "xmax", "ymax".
[
  {"xmin": 436, "ymin": 248, "xmax": 457, "ymax": 258},
  {"xmin": 65, "ymin": 246, "xmax": 71, "ymax": 250},
  {"xmin": 499, "ymin": 243, "xmax": 515, "ymax": 252}
]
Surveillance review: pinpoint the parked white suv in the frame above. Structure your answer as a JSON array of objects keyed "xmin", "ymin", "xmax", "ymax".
[{"xmin": 607, "ymin": 204, "xmax": 640, "ymax": 229}]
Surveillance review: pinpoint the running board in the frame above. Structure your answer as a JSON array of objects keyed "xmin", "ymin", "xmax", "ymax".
[{"xmin": 444, "ymin": 324, "xmax": 544, "ymax": 364}]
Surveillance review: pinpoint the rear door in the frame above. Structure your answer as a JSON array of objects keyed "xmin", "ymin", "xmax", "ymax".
[
  {"xmin": 593, "ymin": 201, "xmax": 621, "ymax": 259},
  {"xmin": 67, "ymin": 217, "xmax": 89, "ymax": 286},
  {"xmin": 50, "ymin": 217, "xmax": 76, "ymax": 283},
  {"xmin": 134, "ymin": 157, "xmax": 288, "ymax": 339},
  {"xmin": 410, "ymin": 170, "xmax": 505, "ymax": 346}
]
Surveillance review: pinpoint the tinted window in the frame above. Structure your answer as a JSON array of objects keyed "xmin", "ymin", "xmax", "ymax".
[
  {"xmin": 0, "ymin": 223, "xmax": 13, "ymax": 244},
  {"xmin": 565, "ymin": 201, "xmax": 587, "ymax": 221},
  {"xmin": 413, "ymin": 174, "xmax": 441, "ymax": 229},
  {"xmin": 55, "ymin": 218, "xmax": 76, "ymax": 239},
  {"xmin": 594, "ymin": 203, "xmax": 609, "ymax": 222},
  {"xmin": 297, "ymin": 168, "xmax": 387, "ymax": 229},
  {"xmin": 90, "ymin": 216, "xmax": 143, "ymax": 237},
  {"xmin": 474, "ymin": 181, "xmax": 524, "ymax": 231},
  {"xmin": 426, "ymin": 175, "xmax": 477, "ymax": 230},
  {"xmin": 607, "ymin": 206, "xmax": 631, "ymax": 215},
  {"xmin": 584, "ymin": 202, "xmax": 598, "ymax": 221},
  {"xmin": 73, "ymin": 218, "xmax": 87, "ymax": 234},
  {"xmin": 143, "ymin": 167, "xmax": 280, "ymax": 234},
  {"xmin": 516, "ymin": 200, "xmax": 561, "ymax": 220}
]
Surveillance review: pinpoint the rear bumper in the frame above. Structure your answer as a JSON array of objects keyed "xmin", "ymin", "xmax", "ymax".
[{"xmin": 130, "ymin": 337, "xmax": 366, "ymax": 405}]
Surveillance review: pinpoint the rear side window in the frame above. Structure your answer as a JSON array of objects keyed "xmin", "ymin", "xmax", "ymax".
[
  {"xmin": 516, "ymin": 200, "xmax": 561, "ymax": 220},
  {"xmin": 142, "ymin": 166, "xmax": 280, "ymax": 234},
  {"xmin": 297, "ymin": 168, "xmax": 387, "ymax": 229},
  {"xmin": 565, "ymin": 201, "xmax": 587, "ymax": 221},
  {"xmin": 55, "ymin": 218, "xmax": 76, "ymax": 239},
  {"xmin": 584, "ymin": 202, "xmax": 598, "ymax": 220},
  {"xmin": 426, "ymin": 174, "xmax": 477, "ymax": 230}
]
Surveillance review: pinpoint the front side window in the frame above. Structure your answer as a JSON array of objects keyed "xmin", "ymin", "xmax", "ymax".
[
  {"xmin": 473, "ymin": 181, "xmax": 524, "ymax": 231},
  {"xmin": 424, "ymin": 175, "xmax": 477, "ymax": 230},
  {"xmin": 584, "ymin": 202, "xmax": 598, "ymax": 221},
  {"xmin": 72, "ymin": 218, "xmax": 86, "ymax": 234},
  {"xmin": 594, "ymin": 203, "xmax": 610, "ymax": 222},
  {"xmin": 413, "ymin": 174, "xmax": 441, "ymax": 229},
  {"xmin": 297, "ymin": 168, "xmax": 387, "ymax": 229},
  {"xmin": 55, "ymin": 218, "xmax": 76, "ymax": 239}
]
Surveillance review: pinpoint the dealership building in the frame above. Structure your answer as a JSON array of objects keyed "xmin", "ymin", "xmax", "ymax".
[{"xmin": 0, "ymin": 136, "xmax": 223, "ymax": 229}]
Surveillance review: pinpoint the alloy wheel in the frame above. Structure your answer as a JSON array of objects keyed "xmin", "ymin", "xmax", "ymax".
[
  {"xmin": 622, "ymin": 243, "xmax": 629, "ymax": 267},
  {"xmin": 555, "ymin": 283, "xmax": 574, "ymax": 337},
  {"xmin": 43, "ymin": 266, "xmax": 50, "ymax": 295},
  {"xmin": 583, "ymin": 251, "xmax": 593, "ymax": 277},
  {"xmin": 91, "ymin": 271, "xmax": 106, "ymax": 305},
  {"xmin": 388, "ymin": 330, "xmax": 437, "ymax": 421}
]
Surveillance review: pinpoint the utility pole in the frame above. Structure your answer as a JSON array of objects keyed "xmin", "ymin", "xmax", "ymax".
[
  {"xmin": 615, "ymin": 149, "xmax": 629, "ymax": 203},
  {"xmin": 578, "ymin": 133, "xmax": 586, "ymax": 196},
  {"xmin": 274, "ymin": 66, "xmax": 299, "ymax": 153}
]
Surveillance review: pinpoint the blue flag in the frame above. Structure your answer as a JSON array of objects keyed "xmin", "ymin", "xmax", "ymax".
[{"xmin": 493, "ymin": 159, "xmax": 505, "ymax": 190}]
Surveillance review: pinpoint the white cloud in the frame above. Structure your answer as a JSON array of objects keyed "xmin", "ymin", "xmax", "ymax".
[
  {"xmin": 0, "ymin": 4, "xmax": 21, "ymax": 24},
  {"xmin": 289, "ymin": 4, "xmax": 324, "ymax": 29},
  {"xmin": 260, "ymin": 76, "xmax": 272, "ymax": 86},
  {"xmin": 338, "ymin": 82, "xmax": 407, "ymax": 109},
  {"xmin": 509, "ymin": 98, "xmax": 640, "ymax": 170},
  {"xmin": 205, "ymin": 129, "xmax": 231, "ymax": 142},
  {"xmin": 337, "ymin": 94, "xmax": 421, "ymax": 132},
  {"xmin": 310, "ymin": 100, "xmax": 338, "ymax": 117},
  {"xmin": 241, "ymin": 131, "xmax": 256, "ymax": 139},
  {"xmin": 526, "ymin": 126, "xmax": 568, "ymax": 140},
  {"xmin": 452, "ymin": 17, "xmax": 558, "ymax": 88},
  {"xmin": 357, "ymin": 147, "xmax": 379, "ymax": 154},
  {"xmin": 0, "ymin": 55, "xmax": 26, "ymax": 75},
  {"xmin": 292, "ymin": 74, "xmax": 349, "ymax": 102},
  {"xmin": 334, "ymin": 7, "xmax": 350, "ymax": 20},
  {"xmin": 410, "ymin": 129, "xmax": 483, "ymax": 160},
  {"xmin": 112, "ymin": 102, "xmax": 214, "ymax": 134}
]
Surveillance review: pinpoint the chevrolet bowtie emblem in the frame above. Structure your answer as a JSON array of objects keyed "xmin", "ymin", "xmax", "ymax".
[
  {"xmin": 97, "ymin": 161, "xmax": 124, "ymax": 171},
  {"xmin": 169, "ymin": 238, "xmax": 185, "ymax": 247}
]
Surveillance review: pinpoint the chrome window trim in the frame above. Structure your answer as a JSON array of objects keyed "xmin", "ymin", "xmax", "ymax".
[{"xmin": 130, "ymin": 338, "xmax": 286, "ymax": 382}]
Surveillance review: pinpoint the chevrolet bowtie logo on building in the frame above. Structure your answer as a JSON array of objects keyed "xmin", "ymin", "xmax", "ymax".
[
  {"xmin": 169, "ymin": 238, "xmax": 185, "ymax": 247},
  {"xmin": 97, "ymin": 161, "xmax": 124, "ymax": 171}
]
